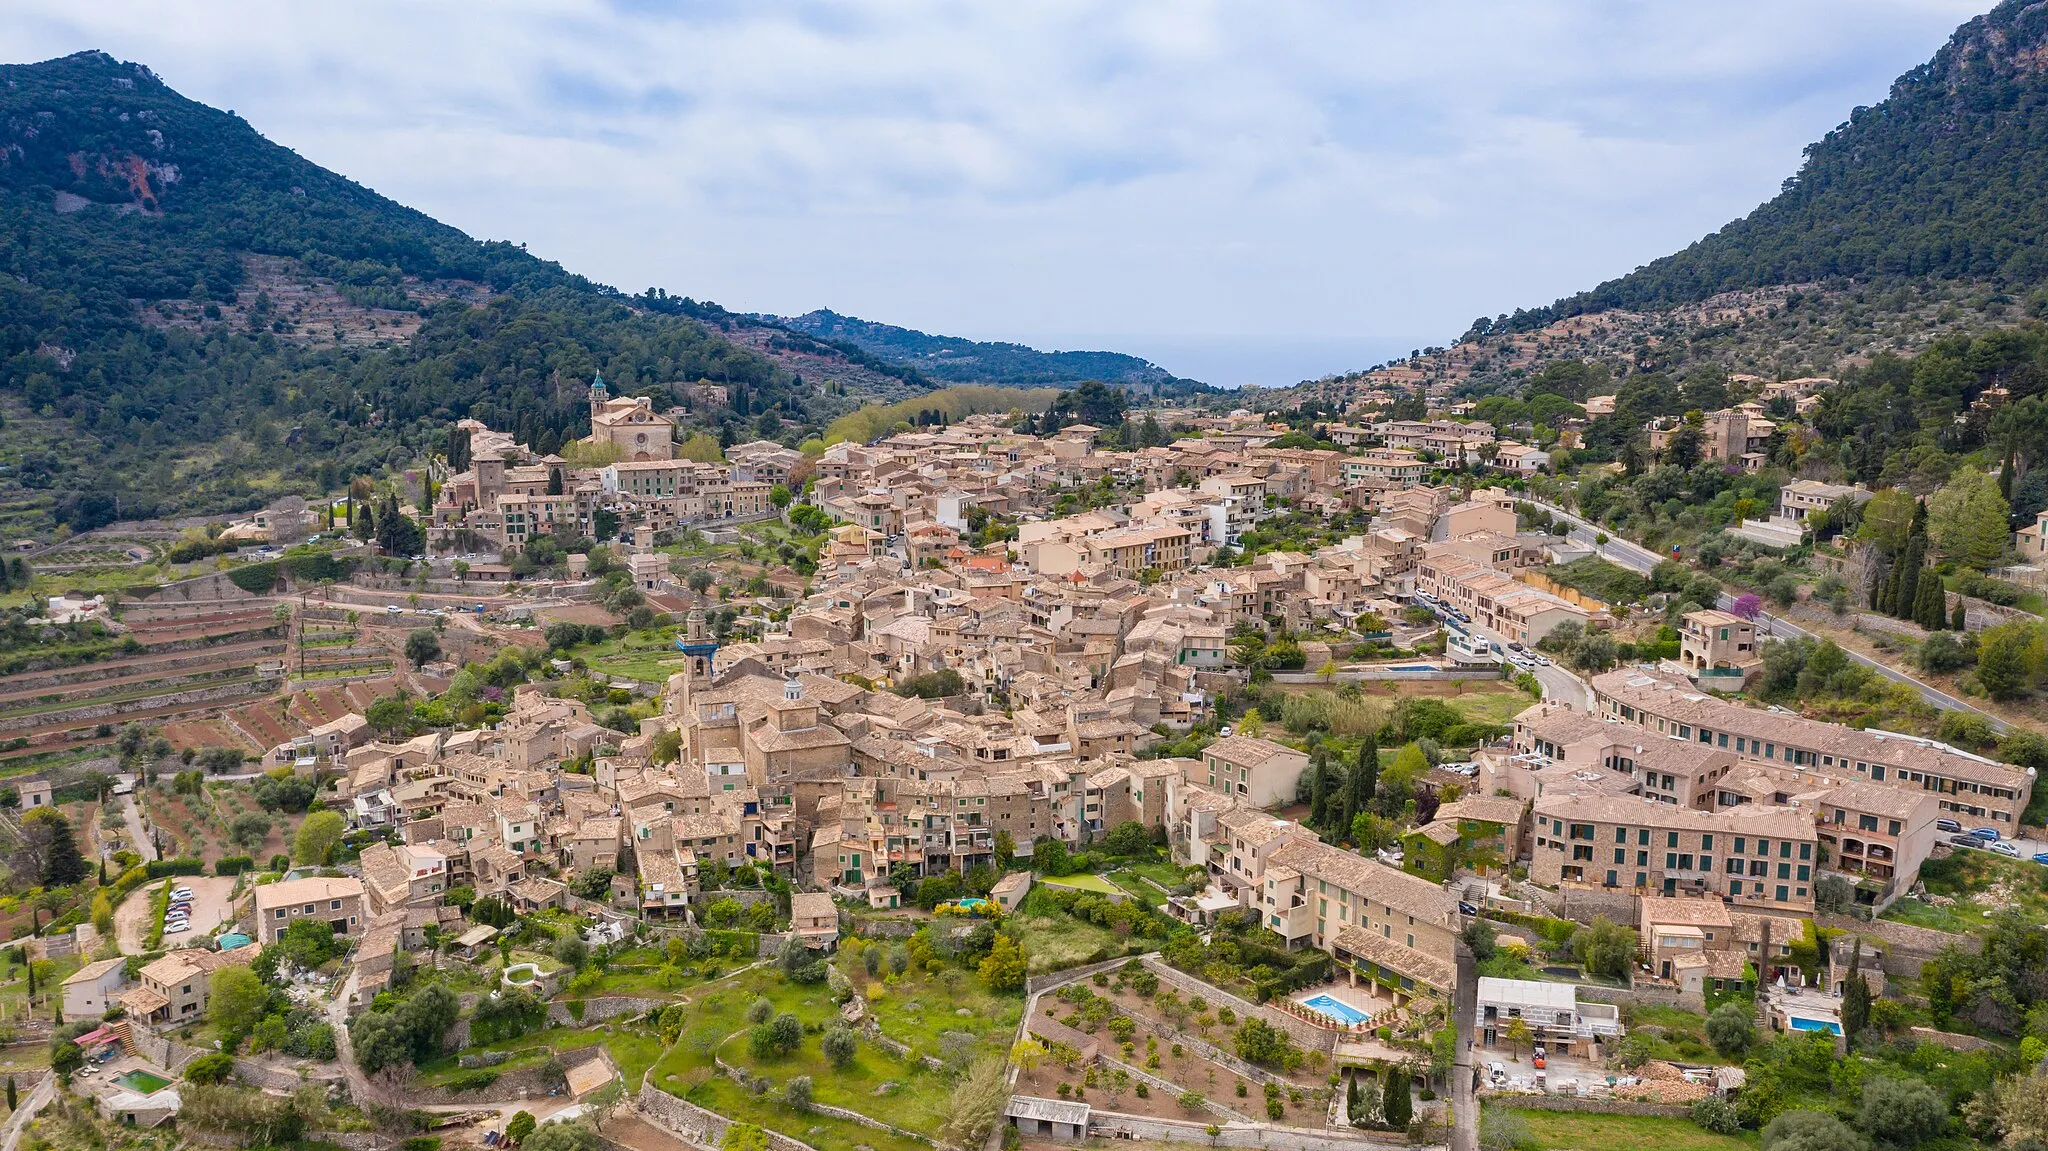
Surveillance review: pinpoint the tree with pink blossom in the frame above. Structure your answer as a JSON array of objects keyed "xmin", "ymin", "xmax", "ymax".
[{"xmin": 1730, "ymin": 593, "xmax": 1762, "ymax": 620}]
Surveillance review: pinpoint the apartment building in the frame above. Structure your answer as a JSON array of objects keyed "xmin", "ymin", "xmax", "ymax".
[
  {"xmin": 1412, "ymin": 548, "xmax": 1598, "ymax": 646},
  {"xmin": 1192, "ymin": 735, "xmax": 1311, "ymax": 809},
  {"xmin": 1259, "ymin": 837, "xmax": 1462, "ymax": 1001},
  {"xmin": 1593, "ymin": 670, "xmax": 2036, "ymax": 835},
  {"xmin": 1081, "ymin": 524, "xmax": 1194, "ymax": 575},
  {"xmin": 120, "ymin": 944, "xmax": 261, "ymax": 1026},
  {"xmin": 1531, "ymin": 793, "xmax": 1819, "ymax": 912},
  {"xmin": 1678, "ymin": 609, "xmax": 1759, "ymax": 685}
]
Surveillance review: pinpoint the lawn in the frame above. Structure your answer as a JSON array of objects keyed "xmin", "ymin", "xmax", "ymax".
[
  {"xmin": 1008, "ymin": 909, "xmax": 1160, "ymax": 974},
  {"xmin": 857, "ymin": 965, "xmax": 1024, "ymax": 1055},
  {"xmin": 1040, "ymin": 873, "xmax": 1120, "ymax": 895},
  {"xmin": 1507, "ymin": 1108, "xmax": 1757, "ymax": 1151},
  {"xmin": 685, "ymin": 1072, "xmax": 932, "ymax": 1151},
  {"xmin": 1104, "ymin": 871, "xmax": 1167, "ymax": 909},
  {"xmin": 718, "ymin": 1017, "xmax": 953, "ymax": 1132},
  {"xmin": 1445, "ymin": 687, "xmax": 1541, "ymax": 726},
  {"xmin": 1119, "ymin": 859, "xmax": 1193, "ymax": 889},
  {"xmin": 1622, "ymin": 1003, "xmax": 1720, "ymax": 1065},
  {"xmin": 422, "ymin": 1023, "xmax": 668, "ymax": 1092},
  {"xmin": 1881, "ymin": 848, "xmax": 2048, "ymax": 934},
  {"xmin": 640, "ymin": 963, "xmax": 948, "ymax": 1151}
]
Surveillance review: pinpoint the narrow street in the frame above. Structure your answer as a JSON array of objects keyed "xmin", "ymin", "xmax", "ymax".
[{"xmin": 119, "ymin": 779, "xmax": 159, "ymax": 863}]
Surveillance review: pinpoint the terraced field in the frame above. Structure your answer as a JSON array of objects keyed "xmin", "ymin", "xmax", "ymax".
[{"xmin": 0, "ymin": 607, "xmax": 286, "ymax": 762}]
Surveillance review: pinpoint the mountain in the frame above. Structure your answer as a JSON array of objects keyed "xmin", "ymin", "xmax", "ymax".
[
  {"xmin": 1506, "ymin": 0, "xmax": 2048, "ymax": 332},
  {"xmin": 1279, "ymin": 0, "xmax": 2048, "ymax": 412},
  {"xmin": 769, "ymin": 309, "xmax": 1212, "ymax": 395},
  {"xmin": 0, "ymin": 52, "xmax": 951, "ymax": 535}
]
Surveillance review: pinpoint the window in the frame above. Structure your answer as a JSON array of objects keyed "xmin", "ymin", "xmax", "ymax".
[
  {"xmin": 1702, "ymin": 834, "xmax": 1713, "ymax": 850},
  {"xmin": 330, "ymin": 900, "xmax": 342, "ymax": 910}
]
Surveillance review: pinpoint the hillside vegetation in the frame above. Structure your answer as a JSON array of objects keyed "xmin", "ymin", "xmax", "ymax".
[{"xmin": 0, "ymin": 52, "xmax": 975, "ymax": 535}]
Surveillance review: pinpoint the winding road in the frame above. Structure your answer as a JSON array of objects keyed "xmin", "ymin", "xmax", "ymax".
[{"xmin": 1521, "ymin": 498, "xmax": 2008, "ymax": 731}]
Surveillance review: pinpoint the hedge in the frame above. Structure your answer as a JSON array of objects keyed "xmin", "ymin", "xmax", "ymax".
[
  {"xmin": 702, "ymin": 929, "xmax": 760, "ymax": 957},
  {"xmin": 146, "ymin": 858, "xmax": 206, "ymax": 878},
  {"xmin": 227, "ymin": 562, "xmax": 282, "ymax": 593},
  {"xmin": 226, "ymin": 553, "xmax": 355, "ymax": 594},
  {"xmin": 215, "ymin": 856, "xmax": 254, "ymax": 876}
]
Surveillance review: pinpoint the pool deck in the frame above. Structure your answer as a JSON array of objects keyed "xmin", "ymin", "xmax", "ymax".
[{"xmin": 1293, "ymin": 983, "xmax": 1387, "ymax": 1025}]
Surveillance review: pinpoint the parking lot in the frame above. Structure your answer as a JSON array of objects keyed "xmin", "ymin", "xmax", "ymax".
[{"xmin": 112, "ymin": 875, "xmax": 242, "ymax": 953}]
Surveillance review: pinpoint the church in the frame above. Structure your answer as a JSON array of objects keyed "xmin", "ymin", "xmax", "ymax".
[{"xmin": 585, "ymin": 372, "xmax": 677, "ymax": 461}]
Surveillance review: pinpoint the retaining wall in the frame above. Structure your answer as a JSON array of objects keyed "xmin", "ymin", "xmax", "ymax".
[
  {"xmin": 1909, "ymin": 1026, "xmax": 2004, "ymax": 1054},
  {"xmin": 1144, "ymin": 958, "xmax": 1338, "ymax": 1055},
  {"xmin": 1084, "ymin": 1110, "xmax": 1416, "ymax": 1149},
  {"xmin": 639, "ymin": 1087, "xmax": 817, "ymax": 1151},
  {"xmin": 547, "ymin": 996, "xmax": 667, "ymax": 1027},
  {"xmin": 1576, "ymin": 983, "xmax": 1702, "ymax": 1015},
  {"xmin": 1557, "ymin": 886, "xmax": 1635, "ymax": 927}
]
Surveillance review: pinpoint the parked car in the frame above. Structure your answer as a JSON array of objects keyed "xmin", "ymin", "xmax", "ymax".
[
  {"xmin": 165, "ymin": 923, "xmax": 189, "ymax": 935},
  {"xmin": 1935, "ymin": 818, "xmax": 1962, "ymax": 834},
  {"xmin": 1991, "ymin": 842, "xmax": 2021, "ymax": 858},
  {"xmin": 1507, "ymin": 642, "xmax": 1525, "ymax": 652},
  {"xmin": 1970, "ymin": 827, "xmax": 2002, "ymax": 841},
  {"xmin": 386, "ymin": 604, "xmax": 403, "ymax": 614},
  {"xmin": 1949, "ymin": 835, "xmax": 1982, "ymax": 849},
  {"xmin": 1458, "ymin": 901, "xmax": 1479, "ymax": 916},
  {"xmin": 1532, "ymin": 655, "xmax": 1553, "ymax": 667},
  {"xmin": 2031, "ymin": 852, "xmax": 2048, "ymax": 865}
]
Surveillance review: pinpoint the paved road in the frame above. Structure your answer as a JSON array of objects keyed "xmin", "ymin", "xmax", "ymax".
[
  {"xmin": 1524, "ymin": 499, "xmax": 2006, "ymax": 731},
  {"xmin": 119, "ymin": 783, "xmax": 159, "ymax": 863},
  {"xmin": 0, "ymin": 1072, "xmax": 53, "ymax": 1151}
]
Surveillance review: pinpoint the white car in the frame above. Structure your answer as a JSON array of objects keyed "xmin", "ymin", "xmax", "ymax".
[
  {"xmin": 165, "ymin": 923, "xmax": 190, "ymax": 934},
  {"xmin": 170, "ymin": 888, "xmax": 194, "ymax": 899},
  {"xmin": 386, "ymin": 604, "xmax": 403, "ymax": 614},
  {"xmin": 1990, "ymin": 842, "xmax": 2021, "ymax": 858}
]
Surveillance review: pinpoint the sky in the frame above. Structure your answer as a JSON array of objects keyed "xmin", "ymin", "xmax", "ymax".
[{"xmin": 5, "ymin": 0, "xmax": 1996, "ymax": 386}]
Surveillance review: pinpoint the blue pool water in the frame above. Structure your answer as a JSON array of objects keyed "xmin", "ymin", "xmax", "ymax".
[
  {"xmin": 1788, "ymin": 1017, "xmax": 1841, "ymax": 1035},
  {"xmin": 1384, "ymin": 665, "xmax": 1436, "ymax": 672},
  {"xmin": 1299, "ymin": 994, "xmax": 1371, "ymax": 1025}
]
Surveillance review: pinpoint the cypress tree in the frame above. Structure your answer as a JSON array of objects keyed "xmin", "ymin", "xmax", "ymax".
[
  {"xmin": 1915, "ymin": 573, "xmax": 1946, "ymax": 630},
  {"xmin": 1381, "ymin": 1066, "xmax": 1411, "ymax": 1129},
  {"xmin": 1843, "ymin": 940, "xmax": 1871, "ymax": 1041},
  {"xmin": 1894, "ymin": 537, "xmax": 1923, "ymax": 620},
  {"xmin": 1308, "ymin": 749, "xmax": 1329, "ymax": 831},
  {"xmin": 1953, "ymin": 600, "xmax": 1968, "ymax": 630},
  {"xmin": 8, "ymin": 1075, "xmax": 16, "ymax": 1110}
]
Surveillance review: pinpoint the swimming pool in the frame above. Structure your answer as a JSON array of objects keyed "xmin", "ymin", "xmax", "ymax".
[
  {"xmin": 1787, "ymin": 1016, "xmax": 1841, "ymax": 1035},
  {"xmin": 113, "ymin": 1070, "xmax": 171, "ymax": 1095},
  {"xmin": 1382, "ymin": 664, "xmax": 1437, "ymax": 673},
  {"xmin": 1298, "ymin": 993, "xmax": 1372, "ymax": 1025}
]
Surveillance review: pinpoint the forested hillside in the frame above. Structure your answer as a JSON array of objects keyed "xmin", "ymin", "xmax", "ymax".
[
  {"xmin": 1496, "ymin": 0, "xmax": 2048, "ymax": 332},
  {"xmin": 773, "ymin": 309, "xmax": 1210, "ymax": 395},
  {"xmin": 0, "ymin": 52, "xmax": 920, "ymax": 535}
]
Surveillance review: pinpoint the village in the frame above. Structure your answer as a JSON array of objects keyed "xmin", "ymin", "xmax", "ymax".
[{"xmin": 0, "ymin": 376, "xmax": 2038, "ymax": 1151}]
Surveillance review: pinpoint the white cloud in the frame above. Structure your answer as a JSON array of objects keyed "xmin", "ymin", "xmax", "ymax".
[{"xmin": 2, "ymin": 0, "xmax": 1995, "ymax": 381}]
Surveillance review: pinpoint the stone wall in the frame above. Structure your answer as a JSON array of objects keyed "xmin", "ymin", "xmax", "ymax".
[
  {"xmin": 234, "ymin": 1057, "xmax": 346, "ymax": 1092},
  {"xmin": 1143, "ymin": 958, "xmax": 1337, "ymax": 1055},
  {"xmin": 1558, "ymin": 886, "xmax": 1635, "ymax": 928},
  {"xmin": 638, "ymin": 1087, "xmax": 817, "ymax": 1151},
  {"xmin": 1817, "ymin": 914, "xmax": 1977, "ymax": 982},
  {"xmin": 1909, "ymin": 1026, "xmax": 2004, "ymax": 1054},
  {"xmin": 1084, "ymin": 1111, "xmax": 1412, "ymax": 1149},
  {"xmin": 1577, "ymin": 982, "xmax": 1703, "ymax": 1015},
  {"xmin": 1025, "ymin": 955, "xmax": 1137, "ymax": 995},
  {"xmin": 547, "ymin": 996, "xmax": 667, "ymax": 1027}
]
